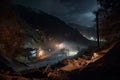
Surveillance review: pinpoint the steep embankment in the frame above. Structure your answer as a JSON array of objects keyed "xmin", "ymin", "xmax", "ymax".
[{"xmin": 69, "ymin": 41, "xmax": 120, "ymax": 80}]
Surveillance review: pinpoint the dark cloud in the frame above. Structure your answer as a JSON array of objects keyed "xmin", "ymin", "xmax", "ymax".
[
  {"xmin": 12, "ymin": 0, "xmax": 98, "ymax": 27},
  {"xmin": 60, "ymin": 0, "xmax": 97, "ymax": 13}
]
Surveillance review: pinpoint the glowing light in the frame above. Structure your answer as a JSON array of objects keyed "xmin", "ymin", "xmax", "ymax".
[
  {"xmin": 67, "ymin": 50, "xmax": 78, "ymax": 56},
  {"xmin": 90, "ymin": 37, "xmax": 94, "ymax": 40},
  {"xmin": 38, "ymin": 50, "xmax": 44, "ymax": 57},
  {"xmin": 55, "ymin": 44, "xmax": 59, "ymax": 48},
  {"xmin": 93, "ymin": 52, "xmax": 99, "ymax": 57},
  {"xmin": 59, "ymin": 43, "xmax": 64, "ymax": 48},
  {"xmin": 36, "ymin": 49, "xmax": 51, "ymax": 59},
  {"xmin": 30, "ymin": 50, "xmax": 37, "ymax": 57},
  {"xmin": 91, "ymin": 52, "xmax": 99, "ymax": 59},
  {"xmin": 55, "ymin": 43, "xmax": 65, "ymax": 49}
]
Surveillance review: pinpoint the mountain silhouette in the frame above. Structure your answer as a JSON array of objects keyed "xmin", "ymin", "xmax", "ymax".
[{"xmin": 12, "ymin": 5, "xmax": 94, "ymax": 46}]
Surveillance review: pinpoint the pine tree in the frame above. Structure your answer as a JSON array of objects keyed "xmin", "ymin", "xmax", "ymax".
[{"xmin": 97, "ymin": 0, "xmax": 120, "ymax": 42}]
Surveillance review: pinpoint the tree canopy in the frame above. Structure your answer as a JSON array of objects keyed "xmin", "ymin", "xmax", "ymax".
[{"xmin": 97, "ymin": 0, "xmax": 120, "ymax": 42}]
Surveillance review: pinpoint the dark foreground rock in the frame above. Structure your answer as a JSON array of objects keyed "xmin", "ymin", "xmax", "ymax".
[{"xmin": 69, "ymin": 41, "xmax": 120, "ymax": 80}]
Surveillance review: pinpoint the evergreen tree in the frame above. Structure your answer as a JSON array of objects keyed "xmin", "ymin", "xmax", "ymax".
[{"xmin": 97, "ymin": 0, "xmax": 120, "ymax": 42}]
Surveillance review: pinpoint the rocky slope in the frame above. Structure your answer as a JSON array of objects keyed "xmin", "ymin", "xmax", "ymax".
[{"xmin": 69, "ymin": 41, "xmax": 120, "ymax": 80}]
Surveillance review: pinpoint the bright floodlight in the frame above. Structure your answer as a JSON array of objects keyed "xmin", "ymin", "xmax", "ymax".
[
  {"xmin": 38, "ymin": 50, "xmax": 44, "ymax": 57},
  {"xmin": 55, "ymin": 43, "xmax": 65, "ymax": 49},
  {"xmin": 30, "ymin": 50, "xmax": 37, "ymax": 57},
  {"xmin": 67, "ymin": 50, "xmax": 78, "ymax": 56}
]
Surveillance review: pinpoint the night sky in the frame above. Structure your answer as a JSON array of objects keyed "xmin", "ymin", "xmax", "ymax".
[{"xmin": 12, "ymin": 0, "xmax": 98, "ymax": 28}]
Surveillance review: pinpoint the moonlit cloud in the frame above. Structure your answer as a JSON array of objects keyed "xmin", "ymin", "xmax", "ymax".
[{"xmin": 13, "ymin": 0, "xmax": 98, "ymax": 27}]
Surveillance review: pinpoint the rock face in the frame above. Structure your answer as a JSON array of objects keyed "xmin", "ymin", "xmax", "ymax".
[
  {"xmin": 69, "ymin": 41, "xmax": 120, "ymax": 80},
  {"xmin": 21, "ymin": 23, "xmax": 44, "ymax": 49}
]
